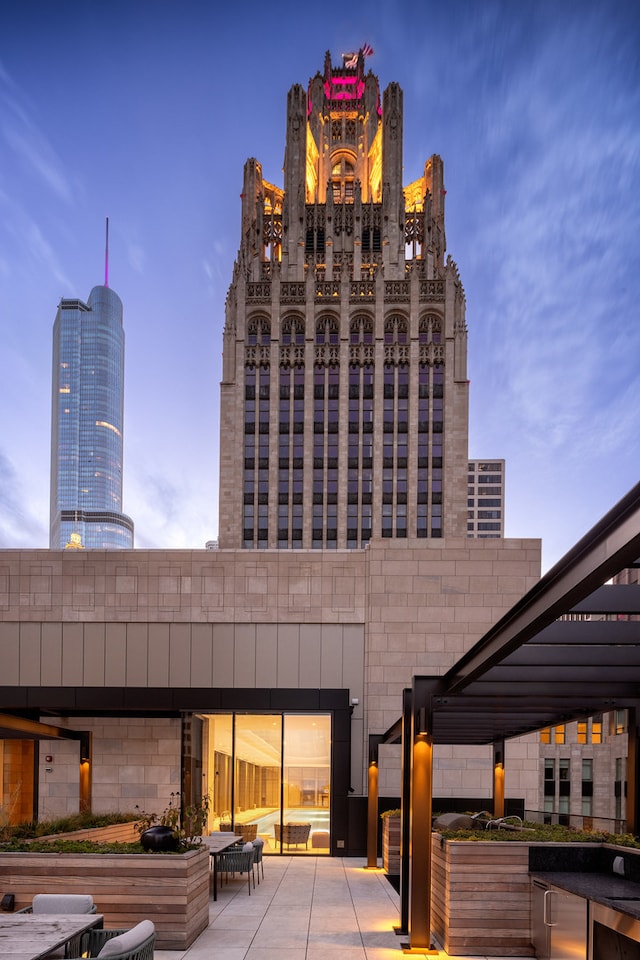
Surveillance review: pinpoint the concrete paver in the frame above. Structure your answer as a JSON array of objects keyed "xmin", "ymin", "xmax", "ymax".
[{"xmin": 153, "ymin": 856, "xmax": 533, "ymax": 960}]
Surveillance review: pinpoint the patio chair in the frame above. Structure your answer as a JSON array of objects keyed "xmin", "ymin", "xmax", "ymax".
[
  {"xmin": 274, "ymin": 822, "xmax": 312, "ymax": 849},
  {"xmin": 69, "ymin": 919, "xmax": 155, "ymax": 959},
  {"xmin": 216, "ymin": 847, "xmax": 255, "ymax": 895},
  {"xmin": 218, "ymin": 822, "xmax": 257, "ymax": 842},
  {"xmin": 17, "ymin": 894, "xmax": 97, "ymax": 914},
  {"xmin": 242, "ymin": 841, "xmax": 257, "ymax": 887},
  {"xmin": 252, "ymin": 836, "xmax": 265, "ymax": 883},
  {"xmin": 17, "ymin": 894, "xmax": 97, "ymax": 958}
]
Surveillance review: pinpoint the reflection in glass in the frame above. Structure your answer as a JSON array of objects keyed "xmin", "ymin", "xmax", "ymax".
[{"xmin": 201, "ymin": 712, "xmax": 330, "ymax": 854}]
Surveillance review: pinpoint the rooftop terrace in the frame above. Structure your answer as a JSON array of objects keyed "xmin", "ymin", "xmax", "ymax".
[{"xmin": 153, "ymin": 855, "xmax": 532, "ymax": 960}]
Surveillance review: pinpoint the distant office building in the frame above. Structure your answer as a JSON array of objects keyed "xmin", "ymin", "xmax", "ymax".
[
  {"xmin": 218, "ymin": 49, "xmax": 470, "ymax": 549},
  {"xmin": 467, "ymin": 459, "xmax": 505, "ymax": 538},
  {"xmin": 50, "ymin": 282, "xmax": 134, "ymax": 549},
  {"xmin": 538, "ymin": 711, "xmax": 629, "ymax": 832}
]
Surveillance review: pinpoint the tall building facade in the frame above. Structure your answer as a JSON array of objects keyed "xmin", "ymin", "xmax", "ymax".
[
  {"xmin": 50, "ymin": 284, "xmax": 134, "ymax": 549},
  {"xmin": 467, "ymin": 459, "xmax": 505, "ymax": 538},
  {"xmin": 218, "ymin": 50, "xmax": 469, "ymax": 549}
]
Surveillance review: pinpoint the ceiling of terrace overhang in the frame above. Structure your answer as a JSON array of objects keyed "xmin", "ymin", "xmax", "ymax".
[{"xmin": 411, "ymin": 481, "xmax": 640, "ymax": 746}]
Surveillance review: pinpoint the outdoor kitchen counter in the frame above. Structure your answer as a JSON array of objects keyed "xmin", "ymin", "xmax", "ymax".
[{"xmin": 530, "ymin": 870, "xmax": 640, "ymax": 920}]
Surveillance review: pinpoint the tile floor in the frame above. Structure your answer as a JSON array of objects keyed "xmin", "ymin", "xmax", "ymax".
[{"xmin": 153, "ymin": 856, "xmax": 533, "ymax": 960}]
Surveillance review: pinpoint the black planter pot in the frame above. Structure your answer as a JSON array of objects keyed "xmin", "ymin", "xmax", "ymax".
[{"xmin": 140, "ymin": 825, "xmax": 180, "ymax": 852}]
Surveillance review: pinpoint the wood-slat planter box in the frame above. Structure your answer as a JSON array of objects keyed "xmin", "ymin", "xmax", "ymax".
[
  {"xmin": 431, "ymin": 836, "xmax": 534, "ymax": 958},
  {"xmin": 0, "ymin": 846, "xmax": 210, "ymax": 950},
  {"xmin": 382, "ymin": 816, "xmax": 401, "ymax": 875}
]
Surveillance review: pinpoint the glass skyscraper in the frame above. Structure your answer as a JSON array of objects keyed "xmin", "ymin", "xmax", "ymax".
[{"xmin": 50, "ymin": 284, "xmax": 134, "ymax": 549}]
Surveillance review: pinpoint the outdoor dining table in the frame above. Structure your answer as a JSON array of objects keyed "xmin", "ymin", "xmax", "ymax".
[
  {"xmin": 200, "ymin": 833, "xmax": 243, "ymax": 901},
  {"xmin": 0, "ymin": 912, "xmax": 104, "ymax": 960}
]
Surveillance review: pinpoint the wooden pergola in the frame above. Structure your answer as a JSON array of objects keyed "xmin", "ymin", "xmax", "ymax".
[{"xmin": 367, "ymin": 481, "xmax": 640, "ymax": 953}]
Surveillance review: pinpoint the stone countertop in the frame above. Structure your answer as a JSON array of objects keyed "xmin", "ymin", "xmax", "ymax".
[{"xmin": 531, "ymin": 871, "xmax": 640, "ymax": 920}]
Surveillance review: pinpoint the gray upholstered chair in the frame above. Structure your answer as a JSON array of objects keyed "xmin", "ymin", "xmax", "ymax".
[
  {"xmin": 216, "ymin": 847, "xmax": 255, "ymax": 894},
  {"xmin": 18, "ymin": 894, "xmax": 97, "ymax": 915},
  {"xmin": 252, "ymin": 836, "xmax": 265, "ymax": 882},
  {"xmin": 69, "ymin": 919, "xmax": 155, "ymax": 959},
  {"xmin": 17, "ymin": 894, "xmax": 97, "ymax": 958}
]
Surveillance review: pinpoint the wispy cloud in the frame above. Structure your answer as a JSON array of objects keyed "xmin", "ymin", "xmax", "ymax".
[
  {"xmin": 0, "ymin": 71, "xmax": 74, "ymax": 205},
  {"xmin": 0, "ymin": 188, "xmax": 71, "ymax": 289},
  {"xmin": 462, "ymin": 15, "xmax": 640, "ymax": 459},
  {"xmin": 126, "ymin": 467, "xmax": 215, "ymax": 549},
  {"xmin": 0, "ymin": 450, "xmax": 48, "ymax": 547},
  {"xmin": 127, "ymin": 241, "xmax": 146, "ymax": 274}
]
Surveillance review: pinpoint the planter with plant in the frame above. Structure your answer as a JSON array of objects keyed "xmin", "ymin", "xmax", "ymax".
[
  {"xmin": 134, "ymin": 791, "xmax": 210, "ymax": 852},
  {"xmin": 431, "ymin": 821, "xmax": 640, "ymax": 958},
  {"xmin": 0, "ymin": 795, "xmax": 213, "ymax": 950}
]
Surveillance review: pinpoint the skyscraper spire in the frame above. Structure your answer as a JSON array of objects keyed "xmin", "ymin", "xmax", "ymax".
[{"xmin": 105, "ymin": 216, "xmax": 109, "ymax": 287}]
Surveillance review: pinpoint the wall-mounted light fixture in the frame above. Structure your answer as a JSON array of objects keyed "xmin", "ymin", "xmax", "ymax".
[
  {"xmin": 416, "ymin": 707, "xmax": 427, "ymax": 735},
  {"xmin": 79, "ymin": 732, "xmax": 91, "ymax": 764}
]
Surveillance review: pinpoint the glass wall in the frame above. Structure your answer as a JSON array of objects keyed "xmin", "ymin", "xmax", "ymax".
[{"xmin": 200, "ymin": 712, "xmax": 331, "ymax": 854}]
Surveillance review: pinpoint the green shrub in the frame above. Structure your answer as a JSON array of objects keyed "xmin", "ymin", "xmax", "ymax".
[
  {"xmin": 1, "ymin": 811, "xmax": 138, "ymax": 842},
  {"xmin": 134, "ymin": 791, "xmax": 211, "ymax": 848},
  {"xmin": 436, "ymin": 821, "xmax": 640, "ymax": 847},
  {"xmin": 0, "ymin": 839, "xmax": 199, "ymax": 854}
]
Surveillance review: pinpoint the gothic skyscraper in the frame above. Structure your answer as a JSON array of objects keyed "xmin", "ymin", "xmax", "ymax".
[
  {"xmin": 50, "ymin": 234, "xmax": 133, "ymax": 549},
  {"xmin": 218, "ymin": 50, "xmax": 469, "ymax": 549}
]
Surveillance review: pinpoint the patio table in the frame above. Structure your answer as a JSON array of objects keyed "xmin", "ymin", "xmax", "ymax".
[
  {"xmin": 200, "ymin": 833, "xmax": 243, "ymax": 900},
  {"xmin": 0, "ymin": 912, "xmax": 103, "ymax": 960}
]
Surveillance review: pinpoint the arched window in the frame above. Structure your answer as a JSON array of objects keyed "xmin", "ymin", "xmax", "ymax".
[
  {"xmin": 384, "ymin": 316, "xmax": 408, "ymax": 345},
  {"xmin": 331, "ymin": 155, "xmax": 356, "ymax": 203},
  {"xmin": 247, "ymin": 317, "xmax": 271, "ymax": 345},
  {"xmin": 350, "ymin": 316, "xmax": 373, "ymax": 345},
  {"xmin": 316, "ymin": 316, "xmax": 340, "ymax": 345},
  {"xmin": 281, "ymin": 316, "xmax": 305, "ymax": 346},
  {"xmin": 419, "ymin": 314, "xmax": 442, "ymax": 345}
]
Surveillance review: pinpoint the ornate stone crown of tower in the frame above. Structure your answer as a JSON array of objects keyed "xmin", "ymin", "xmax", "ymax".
[{"xmin": 218, "ymin": 50, "xmax": 469, "ymax": 550}]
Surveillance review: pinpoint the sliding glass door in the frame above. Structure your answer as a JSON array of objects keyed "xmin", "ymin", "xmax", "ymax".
[{"xmin": 200, "ymin": 712, "xmax": 331, "ymax": 854}]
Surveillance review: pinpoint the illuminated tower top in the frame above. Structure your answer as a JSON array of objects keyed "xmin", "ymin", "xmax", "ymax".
[{"xmin": 218, "ymin": 51, "xmax": 468, "ymax": 550}]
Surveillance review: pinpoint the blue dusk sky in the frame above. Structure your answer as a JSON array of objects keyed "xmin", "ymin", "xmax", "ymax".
[{"xmin": 0, "ymin": 0, "xmax": 638, "ymax": 571}]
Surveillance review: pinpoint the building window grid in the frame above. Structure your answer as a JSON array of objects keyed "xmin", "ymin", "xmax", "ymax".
[
  {"xmin": 381, "ymin": 358, "xmax": 409, "ymax": 539},
  {"xmin": 242, "ymin": 313, "xmax": 453, "ymax": 548},
  {"xmin": 615, "ymin": 757, "xmax": 625, "ymax": 822},
  {"xmin": 348, "ymin": 317, "xmax": 374, "ymax": 549},
  {"xmin": 243, "ymin": 322, "xmax": 271, "ymax": 547},
  {"xmin": 313, "ymin": 362, "xmax": 339, "ymax": 549},
  {"xmin": 277, "ymin": 365, "xmax": 305, "ymax": 548},
  {"xmin": 416, "ymin": 362, "xmax": 443, "ymax": 538},
  {"xmin": 581, "ymin": 758, "xmax": 593, "ymax": 817}
]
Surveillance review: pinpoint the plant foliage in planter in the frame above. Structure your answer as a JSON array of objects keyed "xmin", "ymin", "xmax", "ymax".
[
  {"xmin": 134, "ymin": 791, "xmax": 211, "ymax": 850},
  {"xmin": 0, "ymin": 840, "xmax": 151, "ymax": 853},
  {"xmin": 0, "ymin": 811, "xmax": 138, "ymax": 842},
  {"xmin": 436, "ymin": 820, "xmax": 640, "ymax": 847}
]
